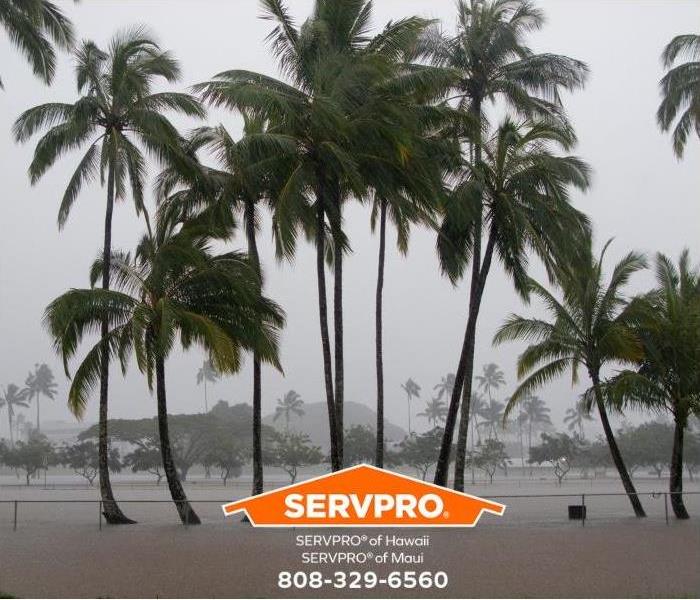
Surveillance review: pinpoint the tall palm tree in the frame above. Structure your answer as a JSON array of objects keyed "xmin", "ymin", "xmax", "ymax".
[
  {"xmin": 420, "ymin": 0, "xmax": 589, "ymax": 491},
  {"xmin": 0, "ymin": 0, "xmax": 74, "ymax": 87},
  {"xmin": 273, "ymin": 390, "xmax": 304, "ymax": 431},
  {"xmin": 520, "ymin": 394, "xmax": 552, "ymax": 451},
  {"xmin": 195, "ymin": 359, "xmax": 219, "ymax": 413},
  {"xmin": 439, "ymin": 118, "xmax": 590, "ymax": 491},
  {"xmin": 606, "ymin": 250, "xmax": 700, "ymax": 519},
  {"xmin": 14, "ymin": 27, "xmax": 204, "ymax": 524},
  {"xmin": 434, "ymin": 374, "xmax": 456, "ymax": 402},
  {"xmin": 494, "ymin": 236, "xmax": 648, "ymax": 517},
  {"xmin": 657, "ymin": 33, "xmax": 700, "ymax": 158},
  {"xmin": 24, "ymin": 363, "xmax": 57, "ymax": 432},
  {"xmin": 418, "ymin": 397, "xmax": 448, "ymax": 427},
  {"xmin": 0, "ymin": 384, "xmax": 30, "ymax": 447},
  {"xmin": 563, "ymin": 398, "xmax": 592, "ymax": 438},
  {"xmin": 401, "ymin": 378, "xmax": 421, "ymax": 434},
  {"xmin": 158, "ymin": 114, "xmax": 294, "ymax": 495},
  {"xmin": 44, "ymin": 211, "xmax": 284, "ymax": 524},
  {"xmin": 195, "ymin": 0, "xmax": 442, "ymax": 471},
  {"xmin": 476, "ymin": 363, "xmax": 505, "ymax": 401}
]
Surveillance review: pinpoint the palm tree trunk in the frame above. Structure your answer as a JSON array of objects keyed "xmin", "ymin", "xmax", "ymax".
[
  {"xmin": 36, "ymin": 397, "xmax": 40, "ymax": 432},
  {"xmin": 204, "ymin": 379, "xmax": 208, "ymax": 413},
  {"xmin": 436, "ymin": 229, "xmax": 497, "ymax": 487},
  {"xmin": 245, "ymin": 200, "xmax": 264, "ymax": 496},
  {"xmin": 331, "ymin": 189, "xmax": 344, "ymax": 467},
  {"xmin": 670, "ymin": 417, "xmax": 689, "ymax": 519},
  {"xmin": 454, "ymin": 385, "xmax": 472, "ymax": 491},
  {"xmin": 375, "ymin": 199, "xmax": 387, "ymax": 468},
  {"xmin": 155, "ymin": 355, "xmax": 200, "ymax": 525},
  {"xmin": 315, "ymin": 197, "xmax": 340, "ymax": 470},
  {"xmin": 591, "ymin": 374, "xmax": 645, "ymax": 517},
  {"xmin": 8, "ymin": 412, "xmax": 14, "ymax": 448},
  {"xmin": 99, "ymin": 164, "xmax": 133, "ymax": 525}
]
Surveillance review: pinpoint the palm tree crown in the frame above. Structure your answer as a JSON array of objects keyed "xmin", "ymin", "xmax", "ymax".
[
  {"xmin": 273, "ymin": 390, "xmax": 305, "ymax": 430},
  {"xmin": 0, "ymin": 383, "xmax": 30, "ymax": 446},
  {"xmin": 24, "ymin": 362, "xmax": 57, "ymax": 432},
  {"xmin": 657, "ymin": 33, "xmax": 700, "ymax": 158},
  {"xmin": 0, "ymin": 0, "xmax": 74, "ymax": 87}
]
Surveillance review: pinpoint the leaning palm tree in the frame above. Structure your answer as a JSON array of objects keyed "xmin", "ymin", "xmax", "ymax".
[
  {"xmin": 563, "ymin": 398, "xmax": 593, "ymax": 439},
  {"xmin": 195, "ymin": 359, "xmax": 219, "ymax": 413},
  {"xmin": 657, "ymin": 33, "xmax": 700, "ymax": 158},
  {"xmin": 420, "ymin": 0, "xmax": 589, "ymax": 491},
  {"xmin": 273, "ymin": 390, "xmax": 304, "ymax": 431},
  {"xmin": 494, "ymin": 236, "xmax": 647, "ymax": 517},
  {"xmin": 438, "ymin": 118, "xmax": 590, "ymax": 491},
  {"xmin": 401, "ymin": 378, "xmax": 421, "ymax": 434},
  {"xmin": 418, "ymin": 397, "xmax": 448, "ymax": 428},
  {"xmin": 0, "ymin": 0, "xmax": 74, "ymax": 87},
  {"xmin": 0, "ymin": 384, "xmax": 30, "ymax": 447},
  {"xmin": 44, "ymin": 211, "xmax": 285, "ymax": 524},
  {"xmin": 195, "ymin": 0, "xmax": 444, "ymax": 471},
  {"xmin": 24, "ymin": 363, "xmax": 57, "ymax": 432},
  {"xmin": 14, "ymin": 27, "xmax": 204, "ymax": 524},
  {"xmin": 606, "ymin": 250, "xmax": 700, "ymax": 519}
]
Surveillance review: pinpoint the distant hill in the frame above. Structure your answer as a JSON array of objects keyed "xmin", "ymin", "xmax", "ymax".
[{"xmin": 263, "ymin": 400, "xmax": 406, "ymax": 450}]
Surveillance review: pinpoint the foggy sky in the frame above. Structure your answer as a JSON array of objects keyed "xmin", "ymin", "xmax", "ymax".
[{"xmin": 0, "ymin": 0, "xmax": 698, "ymax": 438}]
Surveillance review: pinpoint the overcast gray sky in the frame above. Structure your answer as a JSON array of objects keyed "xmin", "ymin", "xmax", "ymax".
[{"xmin": 0, "ymin": 0, "xmax": 698, "ymax": 438}]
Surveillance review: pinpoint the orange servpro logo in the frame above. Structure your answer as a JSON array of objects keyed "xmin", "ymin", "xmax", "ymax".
[{"xmin": 222, "ymin": 464, "xmax": 505, "ymax": 527}]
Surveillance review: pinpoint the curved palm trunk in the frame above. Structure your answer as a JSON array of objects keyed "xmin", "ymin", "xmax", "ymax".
[
  {"xmin": 592, "ymin": 376, "xmax": 645, "ymax": 517},
  {"xmin": 375, "ymin": 199, "xmax": 387, "ymax": 468},
  {"xmin": 99, "ymin": 165, "xmax": 134, "ymax": 525},
  {"xmin": 245, "ymin": 201, "xmax": 264, "ymax": 496},
  {"xmin": 315, "ymin": 198, "xmax": 340, "ymax": 471},
  {"xmin": 670, "ymin": 418, "xmax": 689, "ymax": 519},
  {"xmin": 454, "ymin": 384, "xmax": 471, "ymax": 490},
  {"xmin": 155, "ymin": 356, "xmax": 200, "ymax": 525}
]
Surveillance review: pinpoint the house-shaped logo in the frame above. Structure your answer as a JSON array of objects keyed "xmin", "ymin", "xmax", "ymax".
[{"xmin": 222, "ymin": 464, "xmax": 505, "ymax": 527}]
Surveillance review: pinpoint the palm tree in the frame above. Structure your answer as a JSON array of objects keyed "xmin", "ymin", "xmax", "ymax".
[
  {"xmin": 606, "ymin": 250, "xmax": 700, "ymax": 519},
  {"xmin": 478, "ymin": 398, "xmax": 506, "ymax": 440},
  {"xmin": 418, "ymin": 397, "xmax": 448, "ymax": 427},
  {"xmin": 563, "ymin": 398, "xmax": 593, "ymax": 438},
  {"xmin": 24, "ymin": 363, "xmax": 57, "ymax": 432},
  {"xmin": 434, "ymin": 374, "xmax": 456, "ymax": 402},
  {"xmin": 14, "ymin": 27, "xmax": 204, "ymax": 525},
  {"xmin": 0, "ymin": 0, "xmax": 74, "ymax": 87},
  {"xmin": 0, "ymin": 384, "xmax": 30, "ymax": 447},
  {"xmin": 401, "ymin": 378, "xmax": 421, "ymax": 434},
  {"xmin": 494, "ymin": 236, "xmax": 648, "ymax": 517},
  {"xmin": 195, "ymin": 359, "xmax": 219, "ymax": 413},
  {"xmin": 158, "ymin": 114, "xmax": 293, "ymax": 495},
  {"xmin": 657, "ymin": 34, "xmax": 700, "ymax": 158},
  {"xmin": 44, "ymin": 211, "xmax": 284, "ymax": 524},
  {"xmin": 195, "ymin": 0, "xmax": 441, "ymax": 471},
  {"xmin": 273, "ymin": 390, "xmax": 304, "ymax": 431},
  {"xmin": 420, "ymin": 0, "xmax": 589, "ymax": 491},
  {"xmin": 476, "ymin": 363, "xmax": 505, "ymax": 401},
  {"xmin": 439, "ymin": 118, "xmax": 590, "ymax": 491},
  {"xmin": 520, "ymin": 394, "xmax": 552, "ymax": 452}
]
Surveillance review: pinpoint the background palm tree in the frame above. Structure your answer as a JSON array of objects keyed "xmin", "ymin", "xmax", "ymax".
[
  {"xmin": 420, "ymin": 0, "xmax": 589, "ymax": 491},
  {"xmin": 401, "ymin": 378, "xmax": 421, "ymax": 434},
  {"xmin": 434, "ymin": 374, "xmax": 456, "ymax": 402},
  {"xmin": 657, "ymin": 33, "xmax": 700, "ymax": 158},
  {"xmin": 0, "ymin": 0, "xmax": 74, "ymax": 87},
  {"xmin": 14, "ymin": 26, "xmax": 204, "ymax": 525},
  {"xmin": 478, "ymin": 398, "xmax": 506, "ymax": 440},
  {"xmin": 418, "ymin": 397, "xmax": 448, "ymax": 427},
  {"xmin": 495, "ymin": 236, "xmax": 647, "ymax": 517},
  {"xmin": 439, "ymin": 118, "xmax": 590, "ymax": 491},
  {"xmin": 520, "ymin": 395, "xmax": 552, "ymax": 452},
  {"xmin": 273, "ymin": 390, "xmax": 304, "ymax": 432},
  {"xmin": 44, "ymin": 211, "xmax": 284, "ymax": 524},
  {"xmin": 476, "ymin": 363, "xmax": 505, "ymax": 401},
  {"xmin": 606, "ymin": 250, "xmax": 700, "ymax": 519},
  {"xmin": 195, "ymin": 359, "xmax": 219, "ymax": 413},
  {"xmin": 563, "ymin": 398, "xmax": 593, "ymax": 439},
  {"xmin": 0, "ymin": 384, "xmax": 30, "ymax": 447},
  {"xmin": 24, "ymin": 363, "xmax": 57, "ymax": 432}
]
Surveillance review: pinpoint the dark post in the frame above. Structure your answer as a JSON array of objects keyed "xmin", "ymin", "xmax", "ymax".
[
  {"xmin": 581, "ymin": 494, "xmax": 586, "ymax": 527},
  {"xmin": 664, "ymin": 493, "xmax": 669, "ymax": 525},
  {"xmin": 13, "ymin": 500, "xmax": 18, "ymax": 531},
  {"xmin": 99, "ymin": 500, "xmax": 103, "ymax": 531}
]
